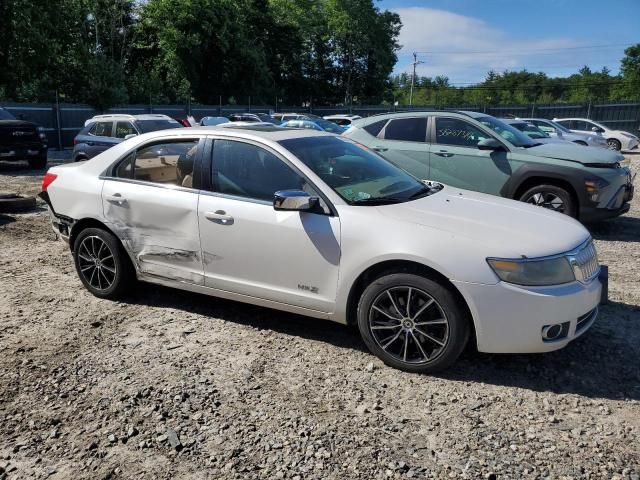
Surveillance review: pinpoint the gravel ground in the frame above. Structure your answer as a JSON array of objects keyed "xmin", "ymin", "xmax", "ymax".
[{"xmin": 0, "ymin": 155, "xmax": 639, "ymax": 480}]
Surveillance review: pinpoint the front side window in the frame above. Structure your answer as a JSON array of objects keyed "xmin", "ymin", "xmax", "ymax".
[
  {"xmin": 135, "ymin": 119, "xmax": 183, "ymax": 133},
  {"xmin": 90, "ymin": 121, "xmax": 113, "ymax": 137},
  {"xmin": 279, "ymin": 136, "xmax": 432, "ymax": 205},
  {"xmin": 475, "ymin": 116, "xmax": 537, "ymax": 147},
  {"xmin": 211, "ymin": 140, "xmax": 309, "ymax": 202},
  {"xmin": 115, "ymin": 121, "xmax": 137, "ymax": 139},
  {"xmin": 383, "ymin": 117, "xmax": 427, "ymax": 142},
  {"xmin": 435, "ymin": 117, "xmax": 491, "ymax": 147},
  {"xmin": 510, "ymin": 122, "xmax": 549, "ymax": 139},
  {"xmin": 115, "ymin": 140, "xmax": 200, "ymax": 188}
]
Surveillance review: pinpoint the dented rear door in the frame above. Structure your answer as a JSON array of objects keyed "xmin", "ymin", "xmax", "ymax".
[{"xmin": 101, "ymin": 137, "xmax": 205, "ymax": 285}]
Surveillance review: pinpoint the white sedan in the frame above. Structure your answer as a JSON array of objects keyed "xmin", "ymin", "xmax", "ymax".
[{"xmin": 40, "ymin": 126, "xmax": 602, "ymax": 372}]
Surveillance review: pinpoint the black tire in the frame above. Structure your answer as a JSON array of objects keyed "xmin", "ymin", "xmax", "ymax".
[
  {"xmin": 28, "ymin": 154, "xmax": 47, "ymax": 170},
  {"xmin": 518, "ymin": 184, "xmax": 577, "ymax": 218},
  {"xmin": 72, "ymin": 227, "xmax": 135, "ymax": 299},
  {"xmin": 607, "ymin": 138, "xmax": 622, "ymax": 151},
  {"xmin": 0, "ymin": 194, "xmax": 37, "ymax": 213},
  {"xmin": 573, "ymin": 140, "xmax": 587, "ymax": 146},
  {"xmin": 357, "ymin": 273, "xmax": 470, "ymax": 373}
]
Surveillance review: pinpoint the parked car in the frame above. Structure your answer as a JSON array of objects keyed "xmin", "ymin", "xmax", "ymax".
[
  {"xmin": 40, "ymin": 125, "xmax": 602, "ymax": 373},
  {"xmin": 323, "ymin": 114, "xmax": 362, "ymax": 127},
  {"xmin": 280, "ymin": 119, "xmax": 345, "ymax": 134},
  {"xmin": 344, "ymin": 111, "xmax": 633, "ymax": 222},
  {"xmin": 228, "ymin": 113, "xmax": 281, "ymax": 124},
  {"xmin": 73, "ymin": 114, "xmax": 183, "ymax": 162},
  {"xmin": 521, "ymin": 118, "xmax": 608, "ymax": 148},
  {"xmin": 553, "ymin": 117, "xmax": 639, "ymax": 151},
  {"xmin": 271, "ymin": 112, "xmax": 327, "ymax": 123},
  {"xmin": 200, "ymin": 116, "xmax": 230, "ymax": 126},
  {"xmin": 500, "ymin": 119, "xmax": 569, "ymax": 144},
  {"xmin": 0, "ymin": 106, "xmax": 48, "ymax": 169}
]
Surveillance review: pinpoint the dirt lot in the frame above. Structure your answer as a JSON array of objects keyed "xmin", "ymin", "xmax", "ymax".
[{"xmin": 0, "ymin": 156, "xmax": 639, "ymax": 480}]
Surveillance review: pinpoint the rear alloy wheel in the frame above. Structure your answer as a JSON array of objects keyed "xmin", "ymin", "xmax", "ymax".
[
  {"xmin": 519, "ymin": 184, "xmax": 577, "ymax": 218},
  {"xmin": 607, "ymin": 138, "xmax": 622, "ymax": 151},
  {"xmin": 73, "ymin": 227, "xmax": 134, "ymax": 299},
  {"xmin": 357, "ymin": 273, "xmax": 469, "ymax": 373}
]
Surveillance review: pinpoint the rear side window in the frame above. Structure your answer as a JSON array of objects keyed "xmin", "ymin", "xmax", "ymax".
[
  {"xmin": 114, "ymin": 140, "xmax": 200, "ymax": 188},
  {"xmin": 363, "ymin": 120, "xmax": 388, "ymax": 137},
  {"xmin": 89, "ymin": 121, "xmax": 113, "ymax": 137},
  {"xmin": 383, "ymin": 118, "xmax": 427, "ymax": 142}
]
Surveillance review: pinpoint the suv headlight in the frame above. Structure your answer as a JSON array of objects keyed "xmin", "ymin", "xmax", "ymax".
[{"xmin": 487, "ymin": 256, "xmax": 575, "ymax": 286}]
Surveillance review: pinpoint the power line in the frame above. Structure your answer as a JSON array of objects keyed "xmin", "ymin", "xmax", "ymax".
[{"xmin": 411, "ymin": 43, "xmax": 633, "ymax": 56}]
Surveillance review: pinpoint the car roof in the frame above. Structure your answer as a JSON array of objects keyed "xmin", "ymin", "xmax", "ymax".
[
  {"xmin": 185, "ymin": 125, "xmax": 334, "ymax": 141},
  {"xmin": 356, "ymin": 110, "xmax": 486, "ymax": 123}
]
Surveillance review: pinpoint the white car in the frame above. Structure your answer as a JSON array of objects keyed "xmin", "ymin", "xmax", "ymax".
[
  {"xmin": 323, "ymin": 114, "xmax": 362, "ymax": 127},
  {"xmin": 39, "ymin": 126, "xmax": 602, "ymax": 373},
  {"xmin": 553, "ymin": 117, "xmax": 639, "ymax": 151}
]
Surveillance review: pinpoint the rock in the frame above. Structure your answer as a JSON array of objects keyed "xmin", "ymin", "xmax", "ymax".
[
  {"xmin": 365, "ymin": 362, "xmax": 375, "ymax": 372},
  {"xmin": 107, "ymin": 434, "xmax": 117, "ymax": 443},
  {"xmin": 127, "ymin": 426, "xmax": 138, "ymax": 438},
  {"xmin": 166, "ymin": 429, "xmax": 182, "ymax": 450}
]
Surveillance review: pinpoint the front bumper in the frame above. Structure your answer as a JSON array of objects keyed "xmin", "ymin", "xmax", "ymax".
[
  {"xmin": 453, "ymin": 277, "xmax": 601, "ymax": 354},
  {"xmin": 0, "ymin": 145, "xmax": 47, "ymax": 160},
  {"xmin": 580, "ymin": 167, "xmax": 634, "ymax": 222}
]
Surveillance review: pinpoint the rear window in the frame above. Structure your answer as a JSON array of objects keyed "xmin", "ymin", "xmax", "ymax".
[
  {"xmin": 136, "ymin": 119, "xmax": 183, "ymax": 133},
  {"xmin": 383, "ymin": 118, "xmax": 427, "ymax": 142},
  {"xmin": 363, "ymin": 120, "xmax": 388, "ymax": 137}
]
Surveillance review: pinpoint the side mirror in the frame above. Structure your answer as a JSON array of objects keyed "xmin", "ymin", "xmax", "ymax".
[
  {"xmin": 274, "ymin": 190, "xmax": 319, "ymax": 212},
  {"xmin": 124, "ymin": 133, "xmax": 138, "ymax": 140},
  {"xmin": 591, "ymin": 126, "xmax": 604, "ymax": 133},
  {"xmin": 477, "ymin": 138, "xmax": 504, "ymax": 151}
]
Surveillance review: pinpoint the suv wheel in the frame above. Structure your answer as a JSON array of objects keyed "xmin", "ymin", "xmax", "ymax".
[
  {"xmin": 607, "ymin": 138, "xmax": 622, "ymax": 151},
  {"xmin": 28, "ymin": 154, "xmax": 47, "ymax": 170},
  {"xmin": 357, "ymin": 273, "xmax": 469, "ymax": 373},
  {"xmin": 73, "ymin": 227, "xmax": 134, "ymax": 299},
  {"xmin": 519, "ymin": 184, "xmax": 577, "ymax": 217}
]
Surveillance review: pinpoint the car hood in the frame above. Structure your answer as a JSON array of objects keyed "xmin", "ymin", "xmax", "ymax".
[
  {"xmin": 379, "ymin": 186, "xmax": 589, "ymax": 259},
  {"xmin": 522, "ymin": 142, "xmax": 623, "ymax": 164},
  {"xmin": 0, "ymin": 120, "xmax": 38, "ymax": 128}
]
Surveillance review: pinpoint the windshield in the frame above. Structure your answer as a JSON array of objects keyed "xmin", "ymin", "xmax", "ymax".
[
  {"xmin": 548, "ymin": 120, "xmax": 570, "ymax": 134},
  {"xmin": 510, "ymin": 122, "xmax": 550, "ymax": 139},
  {"xmin": 135, "ymin": 119, "xmax": 183, "ymax": 133},
  {"xmin": 314, "ymin": 119, "xmax": 345, "ymax": 134},
  {"xmin": 476, "ymin": 116, "xmax": 538, "ymax": 147},
  {"xmin": 0, "ymin": 108, "xmax": 16, "ymax": 121},
  {"xmin": 279, "ymin": 136, "xmax": 433, "ymax": 205}
]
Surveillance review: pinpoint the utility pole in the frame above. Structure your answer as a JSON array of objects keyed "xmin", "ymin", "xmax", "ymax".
[{"xmin": 409, "ymin": 52, "xmax": 424, "ymax": 106}]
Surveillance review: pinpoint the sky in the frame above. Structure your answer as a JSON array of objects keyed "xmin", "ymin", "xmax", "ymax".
[{"xmin": 378, "ymin": 0, "xmax": 640, "ymax": 84}]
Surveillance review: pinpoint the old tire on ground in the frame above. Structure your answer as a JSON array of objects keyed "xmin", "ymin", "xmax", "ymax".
[
  {"xmin": 0, "ymin": 193, "xmax": 37, "ymax": 213},
  {"xmin": 357, "ymin": 273, "xmax": 469, "ymax": 373},
  {"xmin": 72, "ymin": 227, "xmax": 135, "ymax": 299},
  {"xmin": 28, "ymin": 154, "xmax": 47, "ymax": 170},
  {"xmin": 519, "ymin": 184, "xmax": 577, "ymax": 218},
  {"xmin": 607, "ymin": 138, "xmax": 622, "ymax": 151}
]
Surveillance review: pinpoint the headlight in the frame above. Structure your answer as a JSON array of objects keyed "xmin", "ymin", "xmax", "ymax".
[
  {"xmin": 487, "ymin": 257, "xmax": 575, "ymax": 286},
  {"xmin": 621, "ymin": 132, "xmax": 638, "ymax": 140}
]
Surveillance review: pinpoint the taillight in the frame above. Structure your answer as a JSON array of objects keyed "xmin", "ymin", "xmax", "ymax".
[
  {"xmin": 42, "ymin": 172, "xmax": 58, "ymax": 191},
  {"xmin": 73, "ymin": 137, "xmax": 78, "ymax": 145}
]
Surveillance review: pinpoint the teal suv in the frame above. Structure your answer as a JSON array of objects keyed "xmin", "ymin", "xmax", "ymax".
[{"xmin": 344, "ymin": 111, "xmax": 633, "ymax": 222}]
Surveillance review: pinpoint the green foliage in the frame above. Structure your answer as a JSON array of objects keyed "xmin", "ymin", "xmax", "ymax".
[
  {"xmin": 390, "ymin": 44, "xmax": 640, "ymax": 106},
  {"xmin": 0, "ymin": 0, "xmax": 400, "ymax": 108}
]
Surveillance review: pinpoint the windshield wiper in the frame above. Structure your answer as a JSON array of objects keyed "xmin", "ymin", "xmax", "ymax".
[{"xmin": 351, "ymin": 196, "xmax": 405, "ymax": 205}]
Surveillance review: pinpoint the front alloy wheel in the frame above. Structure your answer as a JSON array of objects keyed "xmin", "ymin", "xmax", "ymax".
[
  {"xmin": 357, "ymin": 273, "xmax": 469, "ymax": 373},
  {"xmin": 519, "ymin": 184, "xmax": 577, "ymax": 218}
]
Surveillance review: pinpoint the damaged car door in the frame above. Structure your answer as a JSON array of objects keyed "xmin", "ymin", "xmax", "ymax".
[{"xmin": 101, "ymin": 137, "xmax": 205, "ymax": 284}]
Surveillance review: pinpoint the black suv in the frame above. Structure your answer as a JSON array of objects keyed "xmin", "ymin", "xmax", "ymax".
[{"xmin": 0, "ymin": 107, "xmax": 48, "ymax": 169}]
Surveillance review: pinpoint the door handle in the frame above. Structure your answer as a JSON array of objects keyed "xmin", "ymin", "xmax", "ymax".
[
  {"xmin": 205, "ymin": 210, "xmax": 234, "ymax": 225},
  {"xmin": 434, "ymin": 150, "xmax": 453, "ymax": 158},
  {"xmin": 105, "ymin": 193, "xmax": 127, "ymax": 206},
  {"xmin": 373, "ymin": 146, "xmax": 388, "ymax": 152},
  {"xmin": 86, "ymin": 141, "xmax": 95, "ymax": 146}
]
